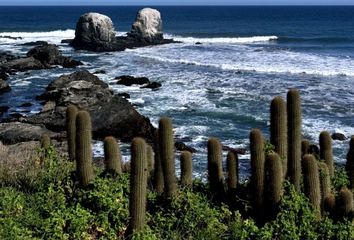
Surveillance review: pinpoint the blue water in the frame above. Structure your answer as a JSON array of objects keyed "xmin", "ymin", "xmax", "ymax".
[{"xmin": 1, "ymin": 6, "xmax": 354, "ymax": 179}]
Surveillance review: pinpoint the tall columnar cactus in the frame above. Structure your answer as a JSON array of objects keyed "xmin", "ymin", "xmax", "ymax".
[
  {"xmin": 265, "ymin": 153, "xmax": 283, "ymax": 212},
  {"xmin": 153, "ymin": 133, "xmax": 164, "ymax": 193},
  {"xmin": 301, "ymin": 139, "xmax": 310, "ymax": 157},
  {"xmin": 207, "ymin": 137, "xmax": 225, "ymax": 196},
  {"xmin": 226, "ymin": 151, "xmax": 238, "ymax": 191},
  {"xmin": 129, "ymin": 137, "xmax": 148, "ymax": 233},
  {"xmin": 158, "ymin": 117, "xmax": 177, "ymax": 198},
  {"xmin": 337, "ymin": 188, "xmax": 354, "ymax": 218},
  {"xmin": 346, "ymin": 136, "xmax": 354, "ymax": 188},
  {"xmin": 146, "ymin": 145, "xmax": 154, "ymax": 179},
  {"xmin": 319, "ymin": 131, "xmax": 334, "ymax": 177},
  {"xmin": 318, "ymin": 162, "xmax": 331, "ymax": 208},
  {"xmin": 180, "ymin": 151, "xmax": 193, "ymax": 187},
  {"xmin": 66, "ymin": 105, "xmax": 78, "ymax": 161},
  {"xmin": 287, "ymin": 88, "xmax": 302, "ymax": 191},
  {"xmin": 270, "ymin": 96, "xmax": 287, "ymax": 176},
  {"xmin": 250, "ymin": 129, "xmax": 265, "ymax": 210},
  {"xmin": 75, "ymin": 110, "xmax": 94, "ymax": 187},
  {"xmin": 103, "ymin": 136, "xmax": 122, "ymax": 174},
  {"xmin": 303, "ymin": 154, "xmax": 321, "ymax": 214}
]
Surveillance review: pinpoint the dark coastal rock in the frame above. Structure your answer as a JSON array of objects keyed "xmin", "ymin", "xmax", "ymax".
[
  {"xmin": 128, "ymin": 8, "xmax": 163, "ymax": 43},
  {"xmin": 1, "ymin": 57, "xmax": 45, "ymax": 72},
  {"xmin": 22, "ymin": 41, "xmax": 48, "ymax": 46},
  {"xmin": 309, "ymin": 144, "xmax": 320, "ymax": 156},
  {"xmin": 0, "ymin": 52, "xmax": 18, "ymax": 65},
  {"xmin": 93, "ymin": 69, "xmax": 106, "ymax": 74},
  {"xmin": 222, "ymin": 145, "xmax": 247, "ymax": 155},
  {"xmin": 0, "ymin": 106, "xmax": 9, "ymax": 117},
  {"xmin": 27, "ymin": 44, "xmax": 83, "ymax": 68},
  {"xmin": 0, "ymin": 79, "xmax": 11, "ymax": 94},
  {"xmin": 0, "ymin": 122, "xmax": 63, "ymax": 144},
  {"xmin": 195, "ymin": 42, "xmax": 202, "ymax": 45},
  {"xmin": 19, "ymin": 102, "xmax": 33, "ymax": 107},
  {"xmin": 141, "ymin": 82, "xmax": 162, "ymax": 89},
  {"xmin": 61, "ymin": 39, "xmax": 73, "ymax": 44},
  {"xmin": 0, "ymin": 35, "xmax": 22, "ymax": 40},
  {"xmin": 70, "ymin": 12, "xmax": 123, "ymax": 52},
  {"xmin": 27, "ymin": 70, "xmax": 156, "ymax": 142},
  {"xmin": 116, "ymin": 75, "xmax": 150, "ymax": 86},
  {"xmin": 118, "ymin": 93, "xmax": 130, "ymax": 99},
  {"xmin": 175, "ymin": 141, "xmax": 197, "ymax": 153},
  {"xmin": 0, "ymin": 70, "xmax": 9, "ymax": 80},
  {"xmin": 331, "ymin": 132, "xmax": 346, "ymax": 141}
]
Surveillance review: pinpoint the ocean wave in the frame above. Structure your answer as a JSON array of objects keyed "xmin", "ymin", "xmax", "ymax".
[
  {"xmin": 165, "ymin": 34, "xmax": 278, "ymax": 44},
  {"xmin": 276, "ymin": 36, "xmax": 354, "ymax": 44}
]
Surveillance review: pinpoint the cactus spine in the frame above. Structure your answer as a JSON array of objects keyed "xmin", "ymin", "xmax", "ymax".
[
  {"xmin": 180, "ymin": 151, "xmax": 193, "ymax": 187},
  {"xmin": 287, "ymin": 89, "xmax": 302, "ymax": 191},
  {"xmin": 66, "ymin": 105, "xmax": 78, "ymax": 161},
  {"xmin": 153, "ymin": 133, "xmax": 164, "ymax": 193},
  {"xmin": 207, "ymin": 138, "xmax": 224, "ymax": 194},
  {"xmin": 270, "ymin": 96, "xmax": 287, "ymax": 176},
  {"xmin": 337, "ymin": 188, "xmax": 354, "ymax": 218},
  {"xmin": 303, "ymin": 154, "xmax": 321, "ymax": 213},
  {"xmin": 103, "ymin": 136, "xmax": 122, "ymax": 174},
  {"xmin": 129, "ymin": 137, "xmax": 147, "ymax": 232},
  {"xmin": 265, "ymin": 153, "xmax": 283, "ymax": 211},
  {"xmin": 346, "ymin": 136, "xmax": 354, "ymax": 188},
  {"xmin": 319, "ymin": 131, "xmax": 334, "ymax": 177},
  {"xmin": 75, "ymin": 111, "xmax": 94, "ymax": 187},
  {"xmin": 158, "ymin": 117, "xmax": 177, "ymax": 198},
  {"xmin": 226, "ymin": 151, "xmax": 238, "ymax": 191},
  {"xmin": 250, "ymin": 129, "xmax": 265, "ymax": 210}
]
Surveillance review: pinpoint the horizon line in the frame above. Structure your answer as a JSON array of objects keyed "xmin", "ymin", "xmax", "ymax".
[{"xmin": 1, "ymin": 4, "xmax": 354, "ymax": 6}]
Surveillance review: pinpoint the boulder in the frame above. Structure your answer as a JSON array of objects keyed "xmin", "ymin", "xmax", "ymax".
[
  {"xmin": 331, "ymin": 132, "xmax": 346, "ymax": 141},
  {"xmin": 70, "ymin": 12, "xmax": 122, "ymax": 52},
  {"xmin": 116, "ymin": 75, "xmax": 150, "ymax": 86},
  {"xmin": 175, "ymin": 141, "xmax": 197, "ymax": 153},
  {"xmin": 141, "ymin": 82, "xmax": 161, "ymax": 89},
  {"xmin": 0, "ymin": 79, "xmax": 10, "ymax": 94},
  {"xmin": 28, "ymin": 70, "xmax": 156, "ymax": 143},
  {"xmin": 27, "ymin": 44, "xmax": 83, "ymax": 68},
  {"xmin": 0, "ymin": 52, "xmax": 18, "ymax": 65},
  {"xmin": 1, "ymin": 57, "xmax": 45, "ymax": 72},
  {"xmin": 128, "ymin": 8, "xmax": 163, "ymax": 43},
  {"xmin": 0, "ymin": 122, "xmax": 63, "ymax": 144}
]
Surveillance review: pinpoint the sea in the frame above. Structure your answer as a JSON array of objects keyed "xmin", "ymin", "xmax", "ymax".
[{"xmin": 0, "ymin": 6, "xmax": 353, "ymax": 180}]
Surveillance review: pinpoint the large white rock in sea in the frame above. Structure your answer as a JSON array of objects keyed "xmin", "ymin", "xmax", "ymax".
[
  {"xmin": 128, "ymin": 8, "xmax": 163, "ymax": 43},
  {"xmin": 71, "ymin": 12, "xmax": 117, "ymax": 50}
]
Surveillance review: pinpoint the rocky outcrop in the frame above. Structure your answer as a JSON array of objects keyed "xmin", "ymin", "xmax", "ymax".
[
  {"xmin": 0, "ymin": 80, "xmax": 10, "ymax": 94},
  {"xmin": 70, "ymin": 12, "xmax": 123, "ymax": 52},
  {"xmin": 27, "ymin": 44, "xmax": 83, "ymax": 68},
  {"xmin": 1, "ymin": 57, "xmax": 45, "ymax": 72},
  {"xmin": 128, "ymin": 8, "xmax": 163, "ymax": 43},
  {"xmin": 28, "ymin": 70, "xmax": 156, "ymax": 142},
  {"xmin": 116, "ymin": 75, "xmax": 150, "ymax": 86},
  {"xmin": 332, "ymin": 132, "xmax": 346, "ymax": 141}
]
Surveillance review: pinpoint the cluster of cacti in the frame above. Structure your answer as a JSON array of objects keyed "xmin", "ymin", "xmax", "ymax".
[
  {"xmin": 103, "ymin": 136, "xmax": 122, "ymax": 174},
  {"xmin": 128, "ymin": 137, "xmax": 148, "ymax": 233},
  {"xmin": 287, "ymin": 89, "xmax": 302, "ymax": 191},
  {"xmin": 158, "ymin": 117, "xmax": 177, "ymax": 198},
  {"xmin": 207, "ymin": 137, "xmax": 225, "ymax": 197},
  {"xmin": 270, "ymin": 96, "xmax": 287, "ymax": 176},
  {"xmin": 75, "ymin": 110, "xmax": 94, "ymax": 187},
  {"xmin": 250, "ymin": 129, "xmax": 265, "ymax": 210},
  {"xmin": 180, "ymin": 151, "xmax": 193, "ymax": 187},
  {"xmin": 319, "ymin": 131, "xmax": 334, "ymax": 177}
]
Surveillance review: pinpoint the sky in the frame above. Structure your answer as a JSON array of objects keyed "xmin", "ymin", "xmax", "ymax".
[{"xmin": 0, "ymin": 0, "xmax": 353, "ymax": 6}]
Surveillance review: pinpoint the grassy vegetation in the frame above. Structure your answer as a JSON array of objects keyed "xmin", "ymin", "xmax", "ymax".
[{"xmin": 0, "ymin": 145, "xmax": 353, "ymax": 240}]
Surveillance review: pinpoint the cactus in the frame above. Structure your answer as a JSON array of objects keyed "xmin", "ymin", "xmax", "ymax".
[
  {"xmin": 41, "ymin": 134, "xmax": 51, "ymax": 149},
  {"xmin": 324, "ymin": 193, "xmax": 336, "ymax": 216},
  {"xmin": 129, "ymin": 137, "xmax": 148, "ymax": 232},
  {"xmin": 337, "ymin": 188, "xmax": 354, "ymax": 218},
  {"xmin": 346, "ymin": 136, "xmax": 354, "ymax": 188},
  {"xmin": 270, "ymin": 96, "xmax": 287, "ymax": 176},
  {"xmin": 158, "ymin": 117, "xmax": 177, "ymax": 198},
  {"xmin": 250, "ymin": 129, "xmax": 265, "ymax": 210},
  {"xmin": 318, "ymin": 162, "xmax": 331, "ymax": 205},
  {"xmin": 75, "ymin": 111, "xmax": 94, "ymax": 187},
  {"xmin": 287, "ymin": 89, "xmax": 302, "ymax": 191},
  {"xmin": 226, "ymin": 151, "xmax": 238, "ymax": 191},
  {"xmin": 153, "ymin": 132, "xmax": 164, "ymax": 193},
  {"xmin": 146, "ymin": 144, "xmax": 154, "ymax": 179},
  {"xmin": 265, "ymin": 153, "xmax": 283, "ymax": 212},
  {"xmin": 66, "ymin": 105, "xmax": 78, "ymax": 161},
  {"xmin": 303, "ymin": 154, "xmax": 321, "ymax": 213},
  {"xmin": 208, "ymin": 137, "xmax": 225, "ymax": 195},
  {"xmin": 103, "ymin": 136, "xmax": 122, "ymax": 174},
  {"xmin": 319, "ymin": 131, "xmax": 334, "ymax": 177},
  {"xmin": 180, "ymin": 151, "xmax": 193, "ymax": 187},
  {"xmin": 301, "ymin": 139, "xmax": 310, "ymax": 157}
]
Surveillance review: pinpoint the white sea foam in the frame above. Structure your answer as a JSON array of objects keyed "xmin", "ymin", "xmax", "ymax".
[{"xmin": 165, "ymin": 34, "xmax": 278, "ymax": 44}]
